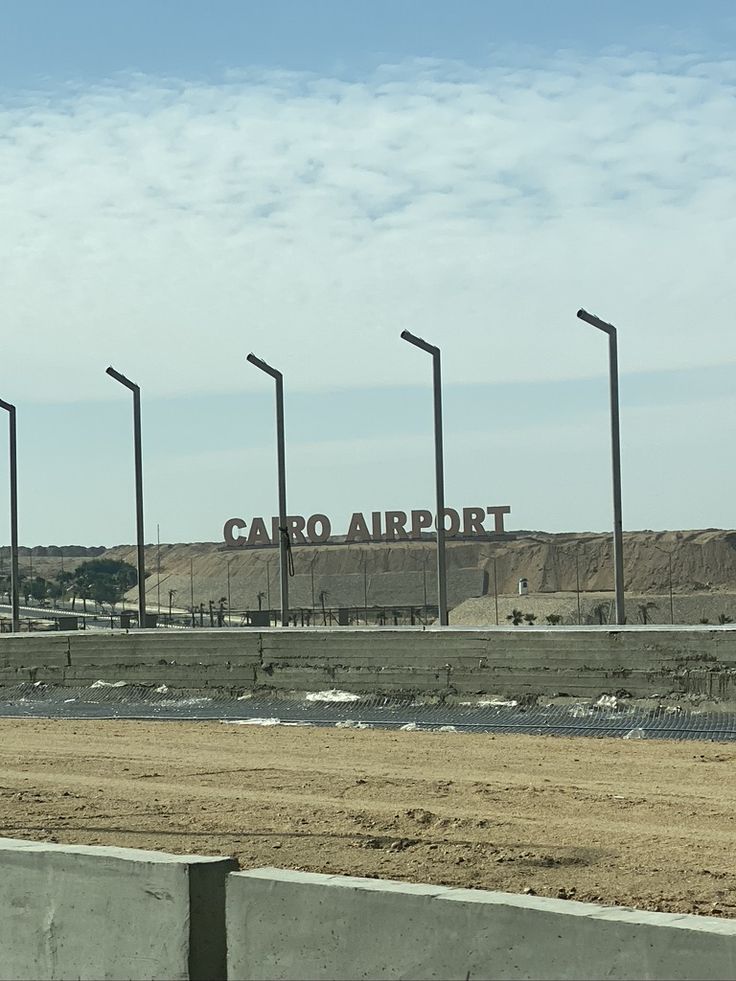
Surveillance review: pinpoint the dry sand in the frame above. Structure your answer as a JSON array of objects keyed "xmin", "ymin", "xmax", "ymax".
[{"xmin": 1, "ymin": 720, "xmax": 734, "ymax": 918}]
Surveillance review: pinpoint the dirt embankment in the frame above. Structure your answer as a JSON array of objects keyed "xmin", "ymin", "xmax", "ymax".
[
  {"xmin": 105, "ymin": 529, "xmax": 736, "ymax": 614},
  {"xmin": 12, "ymin": 529, "xmax": 736, "ymax": 620},
  {"xmin": 103, "ymin": 529, "xmax": 736, "ymax": 596},
  {"xmin": 0, "ymin": 720, "xmax": 734, "ymax": 919}
]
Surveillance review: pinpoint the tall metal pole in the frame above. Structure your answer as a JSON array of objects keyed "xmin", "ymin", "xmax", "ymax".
[
  {"xmin": 493, "ymin": 557, "xmax": 499, "ymax": 626},
  {"xmin": 190, "ymin": 557, "xmax": 195, "ymax": 627},
  {"xmin": 575, "ymin": 544, "xmax": 582, "ymax": 625},
  {"xmin": 577, "ymin": 310, "xmax": 625, "ymax": 625},
  {"xmin": 156, "ymin": 523, "xmax": 161, "ymax": 616},
  {"xmin": 0, "ymin": 399, "xmax": 20, "ymax": 631},
  {"xmin": 106, "ymin": 368, "xmax": 146, "ymax": 628},
  {"xmin": 227, "ymin": 558, "xmax": 232, "ymax": 626},
  {"xmin": 247, "ymin": 353, "xmax": 289, "ymax": 626},
  {"xmin": 400, "ymin": 330, "xmax": 448, "ymax": 625}
]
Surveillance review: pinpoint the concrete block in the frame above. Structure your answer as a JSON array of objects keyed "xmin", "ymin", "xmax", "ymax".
[
  {"xmin": 226, "ymin": 868, "xmax": 736, "ymax": 981},
  {"xmin": 0, "ymin": 837, "xmax": 236, "ymax": 981},
  {"xmin": 0, "ymin": 634, "xmax": 70, "ymax": 669},
  {"xmin": 6, "ymin": 624, "xmax": 736, "ymax": 699}
]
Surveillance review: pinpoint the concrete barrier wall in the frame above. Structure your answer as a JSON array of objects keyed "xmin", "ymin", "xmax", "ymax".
[
  {"xmin": 0, "ymin": 837, "xmax": 236, "ymax": 981},
  {"xmin": 0, "ymin": 841, "xmax": 734, "ymax": 980},
  {"xmin": 226, "ymin": 868, "xmax": 736, "ymax": 981},
  {"xmin": 2, "ymin": 625, "xmax": 736, "ymax": 698}
]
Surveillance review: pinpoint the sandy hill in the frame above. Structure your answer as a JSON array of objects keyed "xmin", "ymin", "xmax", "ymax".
[
  {"xmin": 9, "ymin": 530, "xmax": 736, "ymax": 620},
  {"xmin": 99, "ymin": 529, "xmax": 736, "ymax": 614}
]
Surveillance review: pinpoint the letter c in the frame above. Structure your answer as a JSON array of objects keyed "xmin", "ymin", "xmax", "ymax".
[{"xmin": 223, "ymin": 518, "xmax": 247, "ymax": 547}]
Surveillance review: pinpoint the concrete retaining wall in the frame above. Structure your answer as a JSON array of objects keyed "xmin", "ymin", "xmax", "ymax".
[
  {"xmin": 226, "ymin": 868, "xmax": 736, "ymax": 981},
  {"xmin": 0, "ymin": 837, "xmax": 236, "ymax": 981},
  {"xmin": 2, "ymin": 625, "xmax": 736, "ymax": 698}
]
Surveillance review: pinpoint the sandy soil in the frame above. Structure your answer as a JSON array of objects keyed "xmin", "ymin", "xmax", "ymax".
[{"xmin": 0, "ymin": 720, "xmax": 734, "ymax": 918}]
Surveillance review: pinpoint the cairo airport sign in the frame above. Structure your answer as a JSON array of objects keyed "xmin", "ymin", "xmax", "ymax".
[{"xmin": 223, "ymin": 505, "xmax": 511, "ymax": 548}]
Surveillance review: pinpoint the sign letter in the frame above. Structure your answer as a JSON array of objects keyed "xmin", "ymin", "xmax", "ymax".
[
  {"xmin": 247, "ymin": 517, "xmax": 272, "ymax": 547},
  {"xmin": 346, "ymin": 512, "xmax": 371, "ymax": 543},
  {"xmin": 487, "ymin": 506, "xmax": 511, "ymax": 533},
  {"xmin": 287, "ymin": 515, "xmax": 308, "ymax": 545},
  {"xmin": 439, "ymin": 508, "xmax": 461, "ymax": 536},
  {"xmin": 462, "ymin": 507, "xmax": 486, "ymax": 536},
  {"xmin": 307, "ymin": 514, "xmax": 332, "ymax": 544},
  {"xmin": 410, "ymin": 510, "xmax": 433, "ymax": 538},
  {"xmin": 223, "ymin": 518, "xmax": 246, "ymax": 548},
  {"xmin": 385, "ymin": 510, "xmax": 409, "ymax": 541}
]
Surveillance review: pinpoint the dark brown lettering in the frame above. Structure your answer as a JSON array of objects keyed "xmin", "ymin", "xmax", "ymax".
[
  {"xmin": 287, "ymin": 515, "xmax": 308, "ymax": 544},
  {"xmin": 307, "ymin": 513, "xmax": 331, "ymax": 543},
  {"xmin": 346, "ymin": 512, "xmax": 371, "ymax": 543},
  {"xmin": 223, "ymin": 518, "xmax": 246, "ymax": 548},
  {"xmin": 385, "ymin": 510, "xmax": 409, "ymax": 541},
  {"xmin": 462, "ymin": 507, "xmax": 486, "ymax": 536},
  {"xmin": 246, "ymin": 517, "xmax": 271, "ymax": 546},
  {"xmin": 410, "ymin": 509, "xmax": 433, "ymax": 538},
  {"xmin": 487, "ymin": 506, "xmax": 511, "ymax": 533},
  {"xmin": 440, "ymin": 508, "xmax": 461, "ymax": 536}
]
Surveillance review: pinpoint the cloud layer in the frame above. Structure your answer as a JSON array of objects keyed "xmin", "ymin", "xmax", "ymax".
[{"xmin": 2, "ymin": 50, "xmax": 736, "ymax": 402}]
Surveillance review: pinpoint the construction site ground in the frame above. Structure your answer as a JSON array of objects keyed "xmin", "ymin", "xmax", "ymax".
[{"xmin": 0, "ymin": 719, "xmax": 734, "ymax": 919}]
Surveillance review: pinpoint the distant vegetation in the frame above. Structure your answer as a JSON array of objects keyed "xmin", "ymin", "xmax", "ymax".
[{"xmin": 0, "ymin": 558, "xmax": 138, "ymax": 612}]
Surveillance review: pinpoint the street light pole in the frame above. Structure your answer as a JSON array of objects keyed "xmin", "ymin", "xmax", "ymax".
[
  {"xmin": 493, "ymin": 557, "xmax": 499, "ymax": 626},
  {"xmin": 0, "ymin": 399, "xmax": 20, "ymax": 631},
  {"xmin": 106, "ymin": 367, "xmax": 147, "ymax": 628},
  {"xmin": 576, "ymin": 309, "xmax": 625, "ymax": 625},
  {"xmin": 247, "ymin": 353, "xmax": 289, "ymax": 626},
  {"xmin": 156, "ymin": 523, "xmax": 161, "ymax": 617},
  {"xmin": 226, "ymin": 558, "xmax": 232, "ymax": 626},
  {"xmin": 400, "ymin": 330, "xmax": 448, "ymax": 626}
]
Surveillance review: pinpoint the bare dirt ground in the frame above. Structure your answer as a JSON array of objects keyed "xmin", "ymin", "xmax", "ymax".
[{"xmin": 0, "ymin": 720, "xmax": 734, "ymax": 918}]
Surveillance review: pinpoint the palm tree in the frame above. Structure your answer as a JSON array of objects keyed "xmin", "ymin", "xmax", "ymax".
[
  {"xmin": 77, "ymin": 575, "xmax": 92, "ymax": 613},
  {"xmin": 718, "ymin": 613, "xmax": 733, "ymax": 624},
  {"xmin": 506, "ymin": 608, "xmax": 524, "ymax": 626},
  {"xmin": 319, "ymin": 589, "xmax": 329, "ymax": 626},
  {"xmin": 257, "ymin": 591, "xmax": 266, "ymax": 611},
  {"xmin": 592, "ymin": 603, "xmax": 608, "ymax": 625},
  {"xmin": 637, "ymin": 601, "xmax": 658, "ymax": 625},
  {"xmin": 545, "ymin": 614, "xmax": 562, "ymax": 625},
  {"xmin": 523, "ymin": 613, "xmax": 537, "ymax": 626}
]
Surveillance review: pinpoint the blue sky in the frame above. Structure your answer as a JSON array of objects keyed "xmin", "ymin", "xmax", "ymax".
[
  {"xmin": 3, "ymin": 2, "xmax": 736, "ymax": 84},
  {"xmin": 2, "ymin": 2, "xmax": 736, "ymax": 545}
]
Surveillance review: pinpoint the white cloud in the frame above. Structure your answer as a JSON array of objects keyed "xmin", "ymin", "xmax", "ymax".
[{"xmin": 2, "ymin": 51, "xmax": 736, "ymax": 403}]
